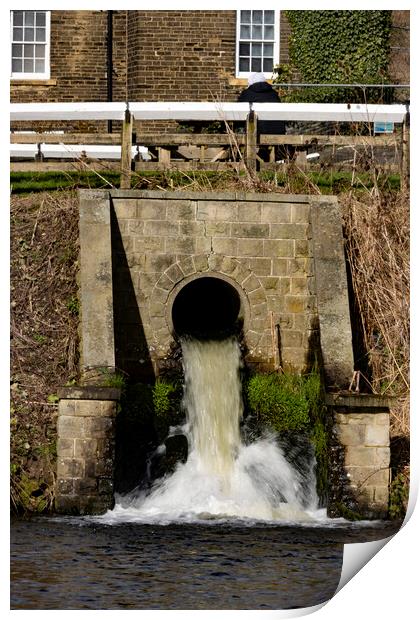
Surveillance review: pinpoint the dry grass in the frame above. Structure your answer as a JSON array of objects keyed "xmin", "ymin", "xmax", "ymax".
[
  {"xmin": 10, "ymin": 190, "xmax": 80, "ymax": 512},
  {"xmin": 342, "ymin": 189, "xmax": 410, "ymax": 437}
]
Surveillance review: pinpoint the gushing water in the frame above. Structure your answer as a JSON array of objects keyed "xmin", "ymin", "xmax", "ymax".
[{"xmin": 106, "ymin": 337, "xmax": 323, "ymax": 524}]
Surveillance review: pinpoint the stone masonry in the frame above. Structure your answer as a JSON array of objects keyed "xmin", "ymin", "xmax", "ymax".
[
  {"xmin": 327, "ymin": 394, "xmax": 391, "ymax": 519},
  {"xmin": 56, "ymin": 188, "xmax": 371, "ymax": 515},
  {"xmin": 56, "ymin": 387, "xmax": 120, "ymax": 514},
  {"xmin": 77, "ymin": 189, "xmax": 354, "ymax": 386}
]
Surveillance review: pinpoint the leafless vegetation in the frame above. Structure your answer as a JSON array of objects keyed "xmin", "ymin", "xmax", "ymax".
[
  {"xmin": 10, "ymin": 190, "xmax": 80, "ymax": 512},
  {"xmin": 342, "ymin": 189, "xmax": 409, "ymax": 437}
]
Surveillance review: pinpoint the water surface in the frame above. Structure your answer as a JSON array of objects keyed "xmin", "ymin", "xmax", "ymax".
[{"xmin": 10, "ymin": 517, "xmax": 399, "ymax": 610}]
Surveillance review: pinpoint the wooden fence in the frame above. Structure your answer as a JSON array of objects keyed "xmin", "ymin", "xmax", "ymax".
[{"xmin": 10, "ymin": 102, "xmax": 409, "ymax": 189}]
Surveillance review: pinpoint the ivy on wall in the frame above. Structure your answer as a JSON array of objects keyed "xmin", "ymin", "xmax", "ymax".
[{"xmin": 274, "ymin": 11, "xmax": 393, "ymax": 103}]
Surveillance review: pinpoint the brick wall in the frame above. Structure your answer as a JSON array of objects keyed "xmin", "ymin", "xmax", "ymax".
[
  {"xmin": 11, "ymin": 10, "xmax": 127, "ymax": 132},
  {"xmin": 128, "ymin": 11, "xmax": 236, "ymax": 102},
  {"xmin": 389, "ymin": 10, "xmax": 410, "ymax": 102},
  {"xmin": 10, "ymin": 10, "xmax": 288, "ymax": 134},
  {"xmin": 10, "ymin": 10, "xmax": 409, "ymax": 134}
]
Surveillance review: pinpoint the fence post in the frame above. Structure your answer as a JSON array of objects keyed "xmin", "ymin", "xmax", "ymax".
[
  {"xmin": 120, "ymin": 108, "xmax": 133, "ymax": 189},
  {"xmin": 246, "ymin": 108, "xmax": 257, "ymax": 172},
  {"xmin": 401, "ymin": 112, "xmax": 409, "ymax": 191}
]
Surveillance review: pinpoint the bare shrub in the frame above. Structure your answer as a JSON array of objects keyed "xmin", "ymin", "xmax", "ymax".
[
  {"xmin": 342, "ymin": 189, "xmax": 409, "ymax": 437},
  {"xmin": 10, "ymin": 190, "xmax": 80, "ymax": 512}
]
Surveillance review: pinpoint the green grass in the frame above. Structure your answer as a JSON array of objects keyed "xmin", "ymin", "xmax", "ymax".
[
  {"xmin": 10, "ymin": 170, "xmax": 120, "ymax": 194},
  {"xmin": 246, "ymin": 372, "xmax": 313, "ymax": 433},
  {"xmin": 10, "ymin": 169, "xmax": 401, "ymax": 194},
  {"xmin": 259, "ymin": 170, "xmax": 401, "ymax": 193}
]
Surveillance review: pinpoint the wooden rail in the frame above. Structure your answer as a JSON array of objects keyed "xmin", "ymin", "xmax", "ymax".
[{"xmin": 10, "ymin": 102, "xmax": 409, "ymax": 185}]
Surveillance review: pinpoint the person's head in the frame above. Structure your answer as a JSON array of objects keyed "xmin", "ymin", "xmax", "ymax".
[{"xmin": 248, "ymin": 72, "xmax": 267, "ymax": 87}]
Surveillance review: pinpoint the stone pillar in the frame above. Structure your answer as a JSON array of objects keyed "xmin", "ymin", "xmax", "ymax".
[
  {"xmin": 327, "ymin": 394, "xmax": 391, "ymax": 519},
  {"xmin": 56, "ymin": 387, "xmax": 120, "ymax": 515},
  {"xmin": 79, "ymin": 190, "xmax": 115, "ymax": 381},
  {"xmin": 310, "ymin": 198, "xmax": 354, "ymax": 390}
]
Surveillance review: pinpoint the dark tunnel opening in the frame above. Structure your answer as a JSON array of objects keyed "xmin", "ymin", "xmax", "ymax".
[{"xmin": 171, "ymin": 276, "xmax": 242, "ymax": 340}]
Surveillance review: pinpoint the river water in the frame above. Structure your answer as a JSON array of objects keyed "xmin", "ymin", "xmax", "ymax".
[
  {"xmin": 10, "ymin": 337, "xmax": 402, "ymax": 609},
  {"xmin": 10, "ymin": 517, "xmax": 400, "ymax": 610}
]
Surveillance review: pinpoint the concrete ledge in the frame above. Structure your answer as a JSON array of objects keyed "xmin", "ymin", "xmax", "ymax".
[
  {"xmin": 325, "ymin": 393, "xmax": 393, "ymax": 410},
  {"xmin": 94, "ymin": 188, "xmax": 336, "ymax": 203},
  {"xmin": 58, "ymin": 386, "xmax": 121, "ymax": 401}
]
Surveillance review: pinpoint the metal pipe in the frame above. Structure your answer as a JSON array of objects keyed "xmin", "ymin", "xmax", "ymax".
[
  {"xmin": 272, "ymin": 83, "xmax": 410, "ymax": 89},
  {"xmin": 107, "ymin": 10, "xmax": 113, "ymax": 133}
]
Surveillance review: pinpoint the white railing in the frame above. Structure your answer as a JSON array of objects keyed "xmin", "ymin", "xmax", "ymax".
[
  {"xmin": 10, "ymin": 101, "xmax": 409, "ymax": 187},
  {"xmin": 10, "ymin": 101, "xmax": 407, "ymax": 123}
]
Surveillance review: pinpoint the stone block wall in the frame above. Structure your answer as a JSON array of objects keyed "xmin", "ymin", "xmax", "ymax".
[
  {"xmin": 327, "ymin": 394, "xmax": 391, "ymax": 518},
  {"xmin": 56, "ymin": 387, "xmax": 120, "ymax": 514},
  {"xmin": 76, "ymin": 189, "xmax": 354, "ymax": 388},
  {"xmin": 107, "ymin": 189, "xmax": 324, "ymax": 380}
]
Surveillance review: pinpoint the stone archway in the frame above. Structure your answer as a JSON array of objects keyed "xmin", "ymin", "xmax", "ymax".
[{"xmin": 148, "ymin": 254, "xmax": 270, "ymax": 363}]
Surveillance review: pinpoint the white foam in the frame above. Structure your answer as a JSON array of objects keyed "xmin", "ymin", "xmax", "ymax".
[{"xmin": 102, "ymin": 338, "xmax": 321, "ymax": 525}]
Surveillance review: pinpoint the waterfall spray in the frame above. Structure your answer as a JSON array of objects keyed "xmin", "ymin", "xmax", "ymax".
[{"xmin": 107, "ymin": 337, "xmax": 322, "ymax": 524}]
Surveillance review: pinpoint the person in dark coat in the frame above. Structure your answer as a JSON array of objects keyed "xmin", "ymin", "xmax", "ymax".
[{"xmin": 238, "ymin": 72, "xmax": 288, "ymax": 161}]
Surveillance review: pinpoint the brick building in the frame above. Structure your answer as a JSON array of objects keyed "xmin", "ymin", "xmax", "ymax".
[
  {"xmin": 10, "ymin": 10, "xmax": 409, "ymax": 133},
  {"xmin": 10, "ymin": 11, "xmax": 289, "ymax": 103}
]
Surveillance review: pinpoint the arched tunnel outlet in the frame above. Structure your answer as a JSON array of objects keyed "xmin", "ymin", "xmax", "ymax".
[
  {"xmin": 57, "ymin": 190, "xmax": 391, "ymax": 519},
  {"xmin": 172, "ymin": 276, "xmax": 242, "ymax": 340}
]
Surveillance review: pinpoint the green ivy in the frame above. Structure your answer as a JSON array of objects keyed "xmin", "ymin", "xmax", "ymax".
[
  {"xmin": 389, "ymin": 472, "xmax": 409, "ymax": 519},
  {"xmin": 274, "ymin": 11, "xmax": 393, "ymax": 103},
  {"xmin": 152, "ymin": 380, "xmax": 181, "ymax": 418}
]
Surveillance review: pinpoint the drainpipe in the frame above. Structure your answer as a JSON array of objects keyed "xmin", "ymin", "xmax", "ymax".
[{"xmin": 107, "ymin": 10, "xmax": 113, "ymax": 133}]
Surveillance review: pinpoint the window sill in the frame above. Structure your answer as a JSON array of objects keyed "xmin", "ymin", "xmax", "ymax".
[
  {"xmin": 229, "ymin": 77, "xmax": 248, "ymax": 86},
  {"xmin": 229, "ymin": 77, "xmax": 274, "ymax": 86},
  {"xmin": 11, "ymin": 79, "xmax": 57, "ymax": 86}
]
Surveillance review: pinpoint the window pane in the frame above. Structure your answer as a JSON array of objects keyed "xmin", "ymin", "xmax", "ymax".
[
  {"xmin": 240, "ymin": 25, "xmax": 251, "ymax": 39},
  {"xmin": 240, "ymin": 10, "xmax": 251, "ymax": 24},
  {"xmin": 264, "ymin": 43, "xmax": 274, "ymax": 57},
  {"xmin": 25, "ymin": 12, "xmax": 35, "ymax": 26},
  {"xmin": 252, "ymin": 25, "xmax": 262, "ymax": 39},
  {"xmin": 252, "ymin": 43, "xmax": 262, "ymax": 57},
  {"xmin": 34, "ymin": 44, "xmax": 45, "ymax": 58},
  {"xmin": 264, "ymin": 10, "xmax": 275, "ymax": 24},
  {"xmin": 264, "ymin": 25, "xmax": 274, "ymax": 40},
  {"xmin": 263, "ymin": 57, "xmax": 273, "ymax": 72},
  {"xmin": 24, "ymin": 28, "xmax": 34, "ymax": 42},
  {"xmin": 23, "ymin": 44, "xmax": 34, "ymax": 58},
  {"xmin": 252, "ymin": 11, "xmax": 263, "ymax": 24},
  {"xmin": 251, "ymin": 57, "xmax": 262, "ymax": 72},
  {"xmin": 35, "ymin": 12, "xmax": 46, "ymax": 27},
  {"xmin": 239, "ymin": 57, "xmax": 250, "ymax": 72},
  {"xmin": 24, "ymin": 58, "xmax": 34, "ymax": 72},
  {"xmin": 13, "ymin": 12, "xmax": 24, "ymax": 26},
  {"xmin": 12, "ymin": 58, "xmax": 22, "ymax": 72},
  {"xmin": 12, "ymin": 44, "xmax": 23, "ymax": 57},
  {"xmin": 13, "ymin": 28, "xmax": 23, "ymax": 42},
  {"xmin": 35, "ymin": 58, "xmax": 45, "ymax": 73},
  {"xmin": 35, "ymin": 28, "xmax": 46, "ymax": 42}
]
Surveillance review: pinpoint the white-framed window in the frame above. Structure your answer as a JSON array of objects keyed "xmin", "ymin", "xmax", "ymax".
[
  {"xmin": 10, "ymin": 10, "xmax": 51, "ymax": 80},
  {"xmin": 236, "ymin": 9, "xmax": 280, "ymax": 79}
]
